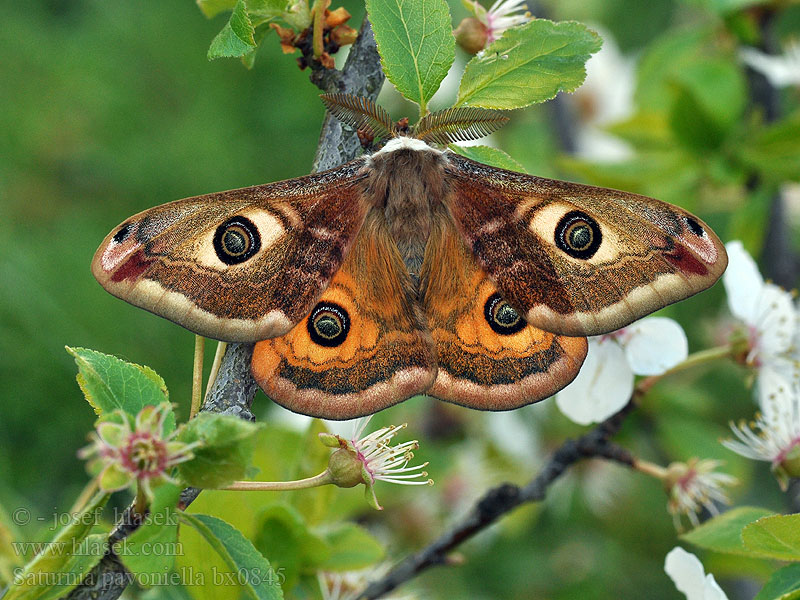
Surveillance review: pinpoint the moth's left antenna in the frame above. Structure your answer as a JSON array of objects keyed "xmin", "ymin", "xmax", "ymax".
[{"xmin": 320, "ymin": 93, "xmax": 396, "ymax": 142}]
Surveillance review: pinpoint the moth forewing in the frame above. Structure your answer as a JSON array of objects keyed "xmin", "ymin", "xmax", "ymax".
[
  {"xmin": 441, "ymin": 152, "xmax": 728, "ymax": 337},
  {"xmin": 91, "ymin": 165, "xmax": 372, "ymax": 343}
]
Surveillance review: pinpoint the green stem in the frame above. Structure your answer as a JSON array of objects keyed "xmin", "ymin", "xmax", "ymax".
[
  {"xmin": 191, "ymin": 335, "xmax": 205, "ymax": 418},
  {"xmin": 311, "ymin": 0, "xmax": 326, "ymax": 58},
  {"xmin": 224, "ymin": 470, "xmax": 334, "ymax": 491},
  {"xmin": 636, "ymin": 344, "xmax": 734, "ymax": 395},
  {"xmin": 205, "ymin": 341, "xmax": 228, "ymax": 401},
  {"xmin": 134, "ymin": 484, "xmax": 148, "ymax": 517},
  {"xmin": 632, "ymin": 459, "xmax": 668, "ymax": 481}
]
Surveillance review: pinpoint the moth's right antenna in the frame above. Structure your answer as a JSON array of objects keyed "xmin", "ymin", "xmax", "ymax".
[
  {"xmin": 413, "ymin": 106, "xmax": 509, "ymax": 145},
  {"xmin": 320, "ymin": 94, "xmax": 396, "ymax": 142}
]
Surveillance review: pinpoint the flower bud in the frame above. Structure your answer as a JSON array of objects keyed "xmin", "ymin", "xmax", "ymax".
[
  {"xmin": 327, "ymin": 448, "xmax": 367, "ymax": 488},
  {"xmin": 454, "ymin": 17, "xmax": 488, "ymax": 54}
]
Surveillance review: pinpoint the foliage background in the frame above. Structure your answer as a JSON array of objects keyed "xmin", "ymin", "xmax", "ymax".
[{"xmin": 1, "ymin": 0, "xmax": 798, "ymax": 598}]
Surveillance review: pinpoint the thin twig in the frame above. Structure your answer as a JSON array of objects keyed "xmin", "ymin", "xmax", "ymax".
[{"xmin": 358, "ymin": 402, "xmax": 635, "ymax": 600}]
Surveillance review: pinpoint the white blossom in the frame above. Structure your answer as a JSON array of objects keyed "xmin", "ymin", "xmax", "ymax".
[
  {"xmin": 740, "ymin": 41, "xmax": 800, "ymax": 88},
  {"xmin": 556, "ymin": 317, "xmax": 688, "ymax": 425},
  {"xmin": 348, "ymin": 418, "xmax": 431, "ymax": 486},
  {"xmin": 665, "ymin": 547, "xmax": 728, "ymax": 600},
  {"xmin": 482, "ymin": 0, "xmax": 528, "ymax": 42},
  {"xmin": 320, "ymin": 416, "xmax": 432, "ymax": 510},
  {"xmin": 571, "ymin": 27, "xmax": 635, "ymax": 162},
  {"xmin": 664, "ymin": 459, "xmax": 735, "ymax": 529},
  {"xmin": 724, "ymin": 376, "xmax": 800, "ymax": 489},
  {"xmin": 318, "ymin": 566, "xmax": 412, "ymax": 600},
  {"xmin": 722, "ymin": 240, "xmax": 799, "ymax": 406}
]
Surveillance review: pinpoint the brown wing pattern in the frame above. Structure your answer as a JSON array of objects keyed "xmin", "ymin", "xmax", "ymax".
[
  {"xmin": 444, "ymin": 152, "xmax": 727, "ymax": 337},
  {"xmin": 420, "ymin": 215, "xmax": 588, "ymax": 410},
  {"xmin": 251, "ymin": 211, "xmax": 437, "ymax": 420},
  {"xmin": 91, "ymin": 160, "xmax": 370, "ymax": 342}
]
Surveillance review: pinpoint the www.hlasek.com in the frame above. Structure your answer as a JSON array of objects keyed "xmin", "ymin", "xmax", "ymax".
[
  {"xmin": 12, "ymin": 537, "xmax": 183, "ymax": 559},
  {"xmin": 12, "ymin": 566, "xmax": 287, "ymax": 588}
]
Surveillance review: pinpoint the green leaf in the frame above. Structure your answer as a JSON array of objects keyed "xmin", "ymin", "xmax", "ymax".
[
  {"xmin": 197, "ymin": 0, "xmax": 287, "ymax": 23},
  {"xmin": 197, "ymin": 0, "xmax": 238, "ymax": 19},
  {"xmin": 180, "ymin": 513, "xmax": 284, "ymax": 600},
  {"xmin": 671, "ymin": 60, "xmax": 746, "ymax": 131},
  {"xmin": 635, "ymin": 27, "xmax": 712, "ymax": 113},
  {"xmin": 755, "ymin": 563, "xmax": 800, "ymax": 600},
  {"xmin": 176, "ymin": 427, "xmax": 306, "ymax": 544},
  {"xmin": 33, "ymin": 534, "xmax": 107, "ymax": 600},
  {"xmin": 456, "ymin": 19, "xmax": 602, "ymax": 109},
  {"xmin": 3, "ymin": 492, "xmax": 109, "ymax": 600},
  {"xmin": 664, "ymin": 58, "xmax": 747, "ymax": 153},
  {"xmin": 177, "ymin": 413, "xmax": 262, "ymax": 489},
  {"xmin": 738, "ymin": 111, "xmax": 800, "ymax": 182},
  {"xmin": 742, "ymin": 514, "xmax": 800, "ymax": 561},
  {"xmin": 66, "ymin": 347, "xmax": 173, "ymax": 430},
  {"xmin": 366, "ymin": 0, "xmax": 454, "ymax": 112},
  {"xmin": 208, "ymin": 0, "xmax": 257, "ymax": 60},
  {"xmin": 728, "ymin": 184, "xmax": 773, "ymax": 254},
  {"xmin": 247, "ymin": 0, "xmax": 290, "ymax": 21},
  {"xmin": 241, "ymin": 23, "xmax": 271, "ymax": 69},
  {"xmin": 316, "ymin": 522, "xmax": 384, "ymax": 571},
  {"xmin": 0, "ymin": 502, "xmax": 24, "ymax": 585},
  {"xmin": 449, "ymin": 144, "xmax": 526, "ymax": 172},
  {"xmin": 680, "ymin": 506, "xmax": 776, "ymax": 556},
  {"xmin": 116, "ymin": 483, "xmax": 182, "ymax": 579},
  {"xmin": 668, "ymin": 82, "xmax": 726, "ymax": 153},
  {"xmin": 605, "ymin": 111, "xmax": 672, "ymax": 149},
  {"xmin": 253, "ymin": 503, "xmax": 330, "ymax": 590}
]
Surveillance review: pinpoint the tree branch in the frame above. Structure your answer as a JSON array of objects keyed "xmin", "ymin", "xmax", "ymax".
[
  {"xmin": 66, "ymin": 17, "xmax": 383, "ymax": 600},
  {"xmin": 359, "ymin": 402, "xmax": 636, "ymax": 600}
]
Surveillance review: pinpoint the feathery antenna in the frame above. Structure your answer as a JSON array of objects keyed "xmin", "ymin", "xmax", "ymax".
[
  {"xmin": 320, "ymin": 93, "xmax": 396, "ymax": 141},
  {"xmin": 413, "ymin": 106, "xmax": 510, "ymax": 145}
]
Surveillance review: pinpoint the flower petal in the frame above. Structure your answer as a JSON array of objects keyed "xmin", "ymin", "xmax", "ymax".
[
  {"xmin": 739, "ymin": 42, "xmax": 800, "ymax": 88},
  {"xmin": 722, "ymin": 241, "xmax": 764, "ymax": 324},
  {"xmin": 556, "ymin": 340, "xmax": 634, "ymax": 425},
  {"xmin": 621, "ymin": 317, "xmax": 688, "ymax": 376},
  {"xmin": 703, "ymin": 576, "xmax": 729, "ymax": 600},
  {"xmin": 136, "ymin": 403, "xmax": 168, "ymax": 435},
  {"xmin": 96, "ymin": 422, "xmax": 127, "ymax": 448},
  {"xmin": 757, "ymin": 370, "xmax": 798, "ymax": 436},
  {"xmin": 665, "ymin": 547, "xmax": 728, "ymax": 600},
  {"xmin": 753, "ymin": 283, "xmax": 797, "ymax": 357},
  {"xmin": 99, "ymin": 463, "xmax": 134, "ymax": 492}
]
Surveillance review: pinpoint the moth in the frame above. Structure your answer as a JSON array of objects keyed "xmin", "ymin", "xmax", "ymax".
[{"xmin": 92, "ymin": 94, "xmax": 727, "ymax": 420}]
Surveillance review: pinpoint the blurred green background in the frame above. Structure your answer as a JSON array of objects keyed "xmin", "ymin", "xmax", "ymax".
[{"xmin": 1, "ymin": 0, "xmax": 799, "ymax": 598}]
